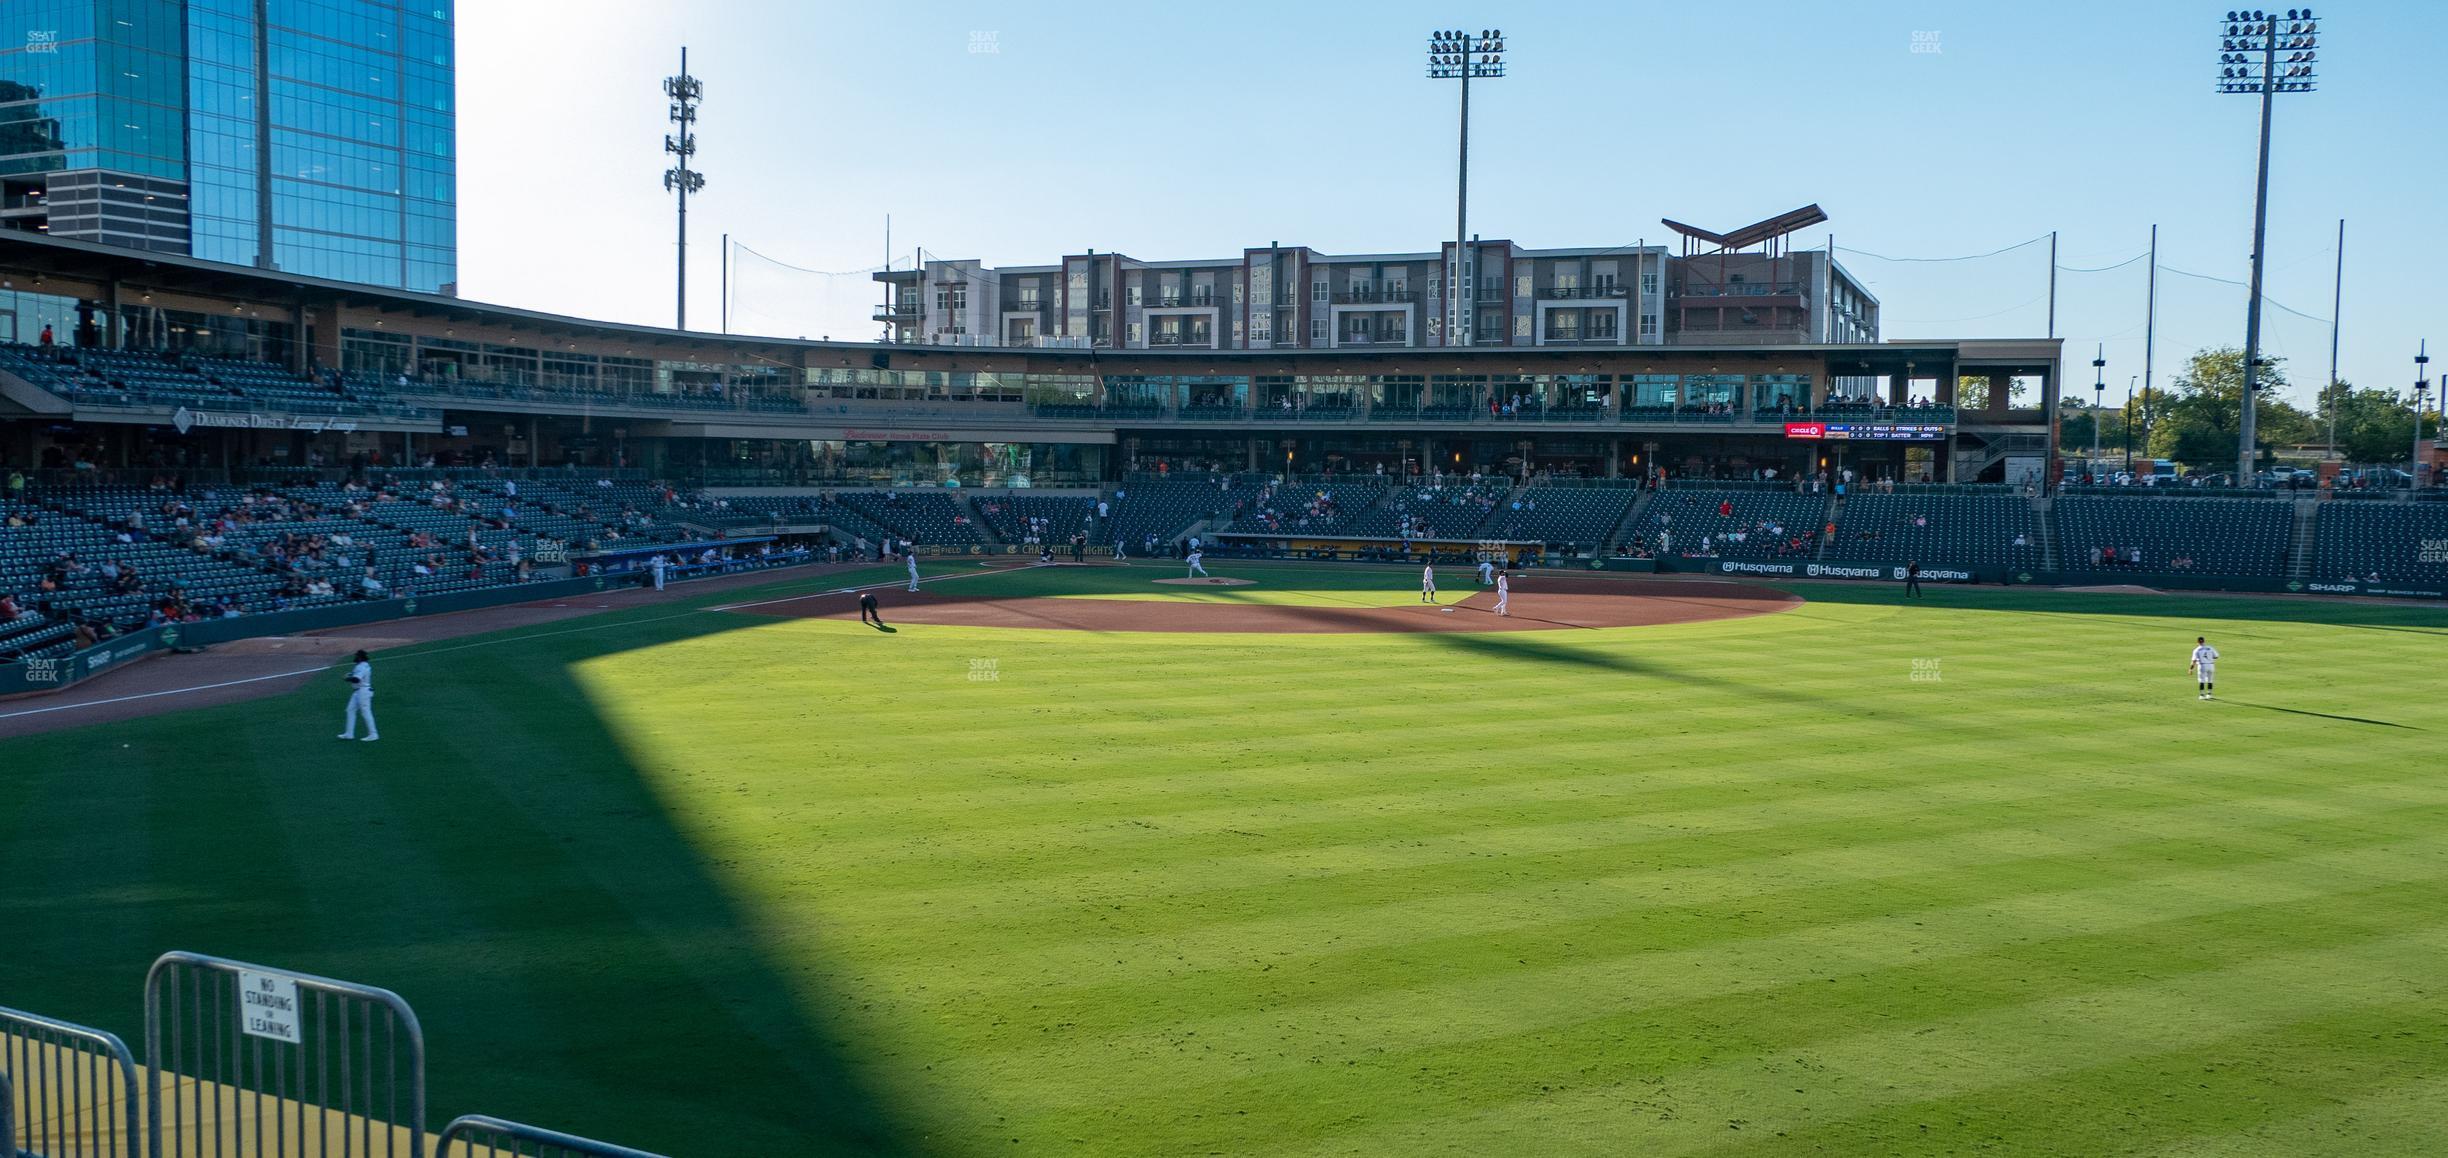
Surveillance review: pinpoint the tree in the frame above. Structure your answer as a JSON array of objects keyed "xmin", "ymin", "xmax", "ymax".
[
  {"xmin": 2149, "ymin": 347, "xmax": 2305, "ymax": 471},
  {"xmin": 1956, "ymin": 374, "xmax": 2030, "ymax": 410},
  {"xmin": 2319, "ymin": 379, "xmax": 2441, "ymax": 465}
]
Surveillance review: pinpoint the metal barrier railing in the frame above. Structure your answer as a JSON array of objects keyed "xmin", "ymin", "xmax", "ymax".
[
  {"xmin": 0, "ymin": 1005, "xmax": 142, "ymax": 1157},
  {"xmin": 435, "ymin": 1116, "xmax": 670, "ymax": 1158},
  {"xmin": 142, "ymin": 953, "xmax": 425, "ymax": 1158},
  {"xmin": 3, "ymin": 1068, "xmax": 14, "ymax": 1158}
]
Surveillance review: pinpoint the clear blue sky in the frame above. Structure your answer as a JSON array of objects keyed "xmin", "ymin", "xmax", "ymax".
[{"xmin": 456, "ymin": 1, "xmax": 2447, "ymax": 408}]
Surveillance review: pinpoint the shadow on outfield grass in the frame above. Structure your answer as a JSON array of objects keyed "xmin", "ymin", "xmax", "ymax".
[
  {"xmin": 2219, "ymin": 700, "xmax": 2421, "ymax": 730},
  {"xmin": 1775, "ymin": 581, "xmax": 2448, "ymax": 632},
  {"xmin": 0, "ymin": 598, "xmax": 929, "ymax": 1157},
  {"xmin": 1422, "ymin": 630, "xmax": 1826, "ymax": 711}
]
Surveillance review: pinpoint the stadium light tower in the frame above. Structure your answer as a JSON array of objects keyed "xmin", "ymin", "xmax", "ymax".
[
  {"xmin": 2217, "ymin": 8, "xmax": 2319, "ymax": 486},
  {"xmin": 1427, "ymin": 28, "xmax": 1504, "ymax": 349},
  {"xmin": 663, "ymin": 48, "xmax": 707, "ymax": 331}
]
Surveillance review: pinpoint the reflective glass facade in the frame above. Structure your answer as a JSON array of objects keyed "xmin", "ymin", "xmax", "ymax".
[
  {"xmin": 0, "ymin": 0, "xmax": 453, "ymax": 289},
  {"xmin": 188, "ymin": 0, "xmax": 457, "ymax": 292},
  {"xmin": 0, "ymin": 0, "xmax": 191, "ymax": 249}
]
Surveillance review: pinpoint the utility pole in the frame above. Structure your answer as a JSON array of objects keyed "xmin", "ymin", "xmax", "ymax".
[
  {"xmin": 2046, "ymin": 230, "xmax": 2058, "ymax": 338},
  {"xmin": 663, "ymin": 48, "xmax": 706, "ymax": 330},
  {"xmin": 2327, "ymin": 217, "xmax": 2344, "ymax": 457}
]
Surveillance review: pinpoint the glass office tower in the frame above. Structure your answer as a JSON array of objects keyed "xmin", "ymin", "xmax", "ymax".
[{"xmin": 0, "ymin": 0, "xmax": 455, "ymax": 293}]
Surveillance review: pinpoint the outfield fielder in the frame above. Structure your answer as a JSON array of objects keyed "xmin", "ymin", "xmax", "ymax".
[
  {"xmin": 1186, "ymin": 549, "xmax": 1209, "ymax": 578},
  {"xmin": 2190, "ymin": 636, "xmax": 2219, "ymax": 700},
  {"xmin": 1495, "ymin": 571, "xmax": 1510, "ymax": 617},
  {"xmin": 337, "ymin": 649, "xmax": 378, "ymax": 742},
  {"xmin": 1477, "ymin": 557, "xmax": 1496, "ymax": 585},
  {"xmin": 1421, "ymin": 563, "xmax": 1437, "ymax": 604},
  {"xmin": 906, "ymin": 550, "xmax": 921, "ymax": 592}
]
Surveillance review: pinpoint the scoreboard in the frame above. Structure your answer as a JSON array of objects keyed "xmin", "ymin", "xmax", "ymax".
[{"xmin": 1783, "ymin": 422, "xmax": 1949, "ymax": 442}]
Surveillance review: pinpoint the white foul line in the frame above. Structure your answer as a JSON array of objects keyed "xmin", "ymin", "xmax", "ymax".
[
  {"xmin": 0, "ymin": 562, "xmax": 1027, "ymax": 724},
  {"xmin": 0, "ymin": 665, "xmax": 333, "ymax": 721}
]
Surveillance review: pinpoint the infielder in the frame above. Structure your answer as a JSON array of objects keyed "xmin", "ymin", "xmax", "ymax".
[
  {"xmin": 1421, "ymin": 564, "xmax": 1437, "ymax": 604},
  {"xmin": 1495, "ymin": 571, "xmax": 1510, "ymax": 617},
  {"xmin": 2189, "ymin": 636, "xmax": 2219, "ymax": 700},
  {"xmin": 906, "ymin": 550, "xmax": 921, "ymax": 592},
  {"xmin": 859, "ymin": 591, "xmax": 882, "ymax": 626},
  {"xmin": 1186, "ymin": 549, "xmax": 1209, "ymax": 578},
  {"xmin": 337, "ymin": 649, "xmax": 378, "ymax": 742}
]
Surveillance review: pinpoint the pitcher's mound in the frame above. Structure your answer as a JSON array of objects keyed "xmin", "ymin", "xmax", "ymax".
[{"xmin": 1153, "ymin": 576, "xmax": 1255, "ymax": 587}]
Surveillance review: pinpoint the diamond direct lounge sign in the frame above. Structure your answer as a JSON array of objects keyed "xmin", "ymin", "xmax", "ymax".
[{"xmin": 173, "ymin": 407, "xmax": 358, "ymax": 434}]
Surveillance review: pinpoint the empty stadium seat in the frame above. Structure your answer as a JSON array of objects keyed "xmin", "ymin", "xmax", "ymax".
[{"xmin": 2053, "ymin": 495, "xmax": 2292, "ymax": 577}]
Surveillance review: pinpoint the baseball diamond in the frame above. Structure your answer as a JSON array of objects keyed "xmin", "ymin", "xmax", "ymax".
[{"xmin": 4, "ymin": 4, "xmax": 2446, "ymax": 1155}]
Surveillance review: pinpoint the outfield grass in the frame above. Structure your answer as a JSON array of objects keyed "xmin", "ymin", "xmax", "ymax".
[{"xmin": 4, "ymin": 563, "xmax": 2446, "ymax": 1156}]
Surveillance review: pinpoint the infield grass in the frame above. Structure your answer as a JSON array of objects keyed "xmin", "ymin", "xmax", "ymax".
[{"xmin": 3, "ymin": 562, "xmax": 2445, "ymax": 1156}]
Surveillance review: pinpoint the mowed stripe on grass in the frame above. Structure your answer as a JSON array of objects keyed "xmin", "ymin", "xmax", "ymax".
[{"xmin": 2, "ymin": 567, "xmax": 2443, "ymax": 1156}]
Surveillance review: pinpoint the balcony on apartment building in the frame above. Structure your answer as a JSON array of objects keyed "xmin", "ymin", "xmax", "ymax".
[
  {"xmin": 872, "ymin": 300, "xmax": 921, "ymax": 322},
  {"xmin": 1539, "ymin": 328, "xmax": 1625, "ymax": 346},
  {"xmin": 1331, "ymin": 289, "xmax": 1418, "ymax": 304},
  {"xmin": 1535, "ymin": 285, "xmax": 1632, "ymax": 300},
  {"xmin": 1146, "ymin": 293, "xmax": 1223, "ymax": 308},
  {"xmin": 1147, "ymin": 329, "xmax": 1217, "ymax": 348}
]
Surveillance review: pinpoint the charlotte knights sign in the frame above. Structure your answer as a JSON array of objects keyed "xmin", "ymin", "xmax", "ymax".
[{"xmin": 173, "ymin": 407, "xmax": 358, "ymax": 434}]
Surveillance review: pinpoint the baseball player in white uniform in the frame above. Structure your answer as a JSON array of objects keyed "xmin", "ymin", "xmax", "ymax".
[
  {"xmin": 1186, "ymin": 549, "xmax": 1208, "ymax": 578},
  {"xmin": 1495, "ymin": 572, "xmax": 1510, "ymax": 617},
  {"xmin": 649, "ymin": 553, "xmax": 667, "ymax": 591},
  {"xmin": 337, "ymin": 649, "xmax": 378, "ymax": 741},
  {"xmin": 1421, "ymin": 564, "xmax": 1437, "ymax": 604},
  {"xmin": 906, "ymin": 550, "xmax": 921, "ymax": 592},
  {"xmin": 2189, "ymin": 636, "xmax": 2219, "ymax": 700},
  {"xmin": 1477, "ymin": 558, "xmax": 1495, "ymax": 585}
]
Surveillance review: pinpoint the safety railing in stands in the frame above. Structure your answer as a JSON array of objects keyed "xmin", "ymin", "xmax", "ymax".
[
  {"xmin": 435, "ymin": 1115, "xmax": 671, "ymax": 1158},
  {"xmin": 0, "ymin": 954, "xmax": 670, "ymax": 1158}
]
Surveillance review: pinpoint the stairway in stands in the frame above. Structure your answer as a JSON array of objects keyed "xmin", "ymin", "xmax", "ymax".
[
  {"xmin": 1813, "ymin": 490, "xmax": 1845, "ymax": 561},
  {"xmin": 956, "ymin": 493, "xmax": 1006, "ymax": 548},
  {"xmin": 2285, "ymin": 495, "xmax": 2321, "ymax": 582},
  {"xmin": 2030, "ymin": 492, "xmax": 2061, "ymax": 572},
  {"xmin": 1601, "ymin": 488, "xmax": 1654, "ymax": 555}
]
